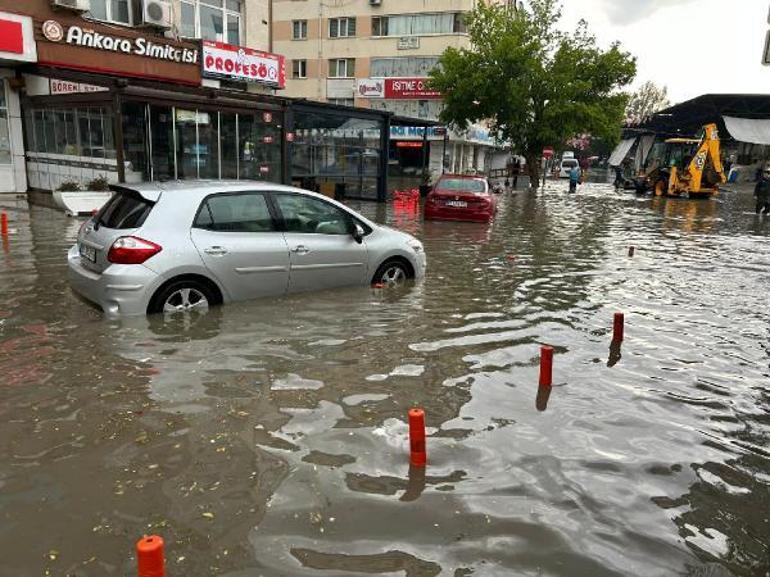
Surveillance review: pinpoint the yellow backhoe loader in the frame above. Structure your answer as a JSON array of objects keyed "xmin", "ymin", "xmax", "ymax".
[{"xmin": 635, "ymin": 123, "xmax": 726, "ymax": 198}]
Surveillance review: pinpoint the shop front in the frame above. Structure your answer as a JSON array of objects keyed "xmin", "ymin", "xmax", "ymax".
[{"xmin": 0, "ymin": 10, "xmax": 37, "ymax": 193}]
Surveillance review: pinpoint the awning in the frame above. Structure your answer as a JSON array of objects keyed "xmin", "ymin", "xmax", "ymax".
[
  {"xmin": 723, "ymin": 116, "xmax": 770, "ymax": 146},
  {"xmin": 608, "ymin": 138, "xmax": 636, "ymax": 166}
]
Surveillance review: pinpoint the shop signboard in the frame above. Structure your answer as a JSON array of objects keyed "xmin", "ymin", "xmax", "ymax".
[
  {"xmin": 0, "ymin": 12, "xmax": 37, "ymax": 63},
  {"xmin": 356, "ymin": 78, "xmax": 384, "ymax": 98},
  {"xmin": 50, "ymin": 78, "xmax": 108, "ymax": 95},
  {"xmin": 32, "ymin": 8, "xmax": 200, "ymax": 85},
  {"xmin": 384, "ymin": 78, "xmax": 441, "ymax": 100},
  {"xmin": 202, "ymin": 41, "xmax": 286, "ymax": 89}
]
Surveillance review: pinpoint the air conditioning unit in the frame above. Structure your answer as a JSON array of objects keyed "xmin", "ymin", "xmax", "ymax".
[
  {"xmin": 369, "ymin": 0, "xmax": 382, "ymax": 6},
  {"xmin": 52, "ymin": 0, "xmax": 91, "ymax": 12},
  {"xmin": 142, "ymin": 0, "xmax": 172, "ymax": 29}
]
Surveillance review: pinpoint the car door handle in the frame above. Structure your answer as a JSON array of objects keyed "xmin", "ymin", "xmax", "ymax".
[
  {"xmin": 291, "ymin": 245, "xmax": 310, "ymax": 255},
  {"xmin": 204, "ymin": 246, "xmax": 228, "ymax": 256}
]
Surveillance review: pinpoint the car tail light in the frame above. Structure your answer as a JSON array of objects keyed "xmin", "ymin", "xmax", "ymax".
[{"xmin": 107, "ymin": 236, "xmax": 162, "ymax": 264}]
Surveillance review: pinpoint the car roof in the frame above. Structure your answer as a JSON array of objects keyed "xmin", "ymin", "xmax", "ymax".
[
  {"xmin": 111, "ymin": 181, "xmax": 377, "ymax": 227},
  {"xmin": 113, "ymin": 180, "xmax": 301, "ymax": 202},
  {"xmin": 438, "ymin": 174, "xmax": 487, "ymax": 180}
]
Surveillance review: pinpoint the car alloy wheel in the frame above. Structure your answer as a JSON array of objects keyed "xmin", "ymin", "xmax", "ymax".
[{"xmin": 163, "ymin": 287, "xmax": 210, "ymax": 313}]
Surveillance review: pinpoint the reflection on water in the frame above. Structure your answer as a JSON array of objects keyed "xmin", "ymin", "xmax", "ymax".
[{"xmin": 0, "ymin": 185, "xmax": 768, "ymax": 577}]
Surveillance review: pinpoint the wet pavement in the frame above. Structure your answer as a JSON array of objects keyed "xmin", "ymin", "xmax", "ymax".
[{"xmin": 0, "ymin": 182, "xmax": 769, "ymax": 577}]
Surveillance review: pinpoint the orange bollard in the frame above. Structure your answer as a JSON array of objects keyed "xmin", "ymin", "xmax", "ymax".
[
  {"xmin": 613, "ymin": 312, "xmax": 624, "ymax": 343},
  {"xmin": 628, "ymin": 246, "xmax": 635, "ymax": 257},
  {"xmin": 408, "ymin": 408, "xmax": 427, "ymax": 467},
  {"xmin": 136, "ymin": 535, "xmax": 165, "ymax": 577},
  {"xmin": 538, "ymin": 345, "xmax": 553, "ymax": 387},
  {"xmin": 1, "ymin": 212, "xmax": 7, "ymax": 236}
]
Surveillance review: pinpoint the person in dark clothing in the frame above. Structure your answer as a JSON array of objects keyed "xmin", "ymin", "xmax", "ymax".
[
  {"xmin": 755, "ymin": 168, "xmax": 770, "ymax": 214},
  {"xmin": 512, "ymin": 158, "xmax": 520, "ymax": 189}
]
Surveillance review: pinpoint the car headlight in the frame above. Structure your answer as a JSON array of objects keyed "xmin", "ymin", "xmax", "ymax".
[{"xmin": 407, "ymin": 239, "xmax": 423, "ymax": 253}]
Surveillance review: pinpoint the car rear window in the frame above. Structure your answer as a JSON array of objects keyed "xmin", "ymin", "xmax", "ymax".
[
  {"xmin": 96, "ymin": 191, "xmax": 154, "ymax": 230},
  {"xmin": 562, "ymin": 160, "xmax": 578, "ymax": 168},
  {"xmin": 436, "ymin": 178, "xmax": 486, "ymax": 193}
]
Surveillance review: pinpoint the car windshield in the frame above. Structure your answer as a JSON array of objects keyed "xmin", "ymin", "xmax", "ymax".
[{"xmin": 436, "ymin": 178, "xmax": 486, "ymax": 193}]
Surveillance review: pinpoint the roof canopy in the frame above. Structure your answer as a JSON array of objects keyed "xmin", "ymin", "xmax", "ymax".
[
  {"xmin": 723, "ymin": 116, "xmax": 770, "ymax": 146},
  {"xmin": 641, "ymin": 94, "xmax": 770, "ymax": 139}
]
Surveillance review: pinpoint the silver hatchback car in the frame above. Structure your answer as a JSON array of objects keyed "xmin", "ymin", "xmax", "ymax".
[{"xmin": 67, "ymin": 181, "xmax": 426, "ymax": 316}]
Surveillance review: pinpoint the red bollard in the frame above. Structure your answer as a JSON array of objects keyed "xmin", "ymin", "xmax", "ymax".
[
  {"xmin": 1, "ymin": 212, "xmax": 7, "ymax": 236},
  {"xmin": 408, "ymin": 408, "xmax": 427, "ymax": 467},
  {"xmin": 613, "ymin": 312, "xmax": 625, "ymax": 343},
  {"xmin": 538, "ymin": 345, "xmax": 553, "ymax": 387},
  {"xmin": 136, "ymin": 535, "xmax": 165, "ymax": 577}
]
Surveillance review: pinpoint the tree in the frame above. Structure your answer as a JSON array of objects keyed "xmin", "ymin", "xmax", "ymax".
[
  {"xmin": 625, "ymin": 81, "xmax": 671, "ymax": 123},
  {"xmin": 429, "ymin": 0, "xmax": 636, "ymax": 186}
]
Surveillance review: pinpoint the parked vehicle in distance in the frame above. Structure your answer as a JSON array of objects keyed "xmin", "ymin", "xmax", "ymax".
[
  {"xmin": 68, "ymin": 182, "xmax": 426, "ymax": 316},
  {"xmin": 559, "ymin": 158, "xmax": 580, "ymax": 178},
  {"xmin": 424, "ymin": 174, "xmax": 497, "ymax": 223}
]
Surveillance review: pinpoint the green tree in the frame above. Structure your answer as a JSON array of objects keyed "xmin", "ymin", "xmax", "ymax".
[
  {"xmin": 429, "ymin": 0, "xmax": 637, "ymax": 186},
  {"xmin": 626, "ymin": 81, "xmax": 671, "ymax": 122}
]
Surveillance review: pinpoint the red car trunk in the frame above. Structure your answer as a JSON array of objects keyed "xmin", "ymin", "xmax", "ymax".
[{"xmin": 424, "ymin": 176, "xmax": 496, "ymax": 223}]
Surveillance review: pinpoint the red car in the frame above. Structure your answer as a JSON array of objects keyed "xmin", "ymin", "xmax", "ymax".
[{"xmin": 424, "ymin": 175, "xmax": 497, "ymax": 223}]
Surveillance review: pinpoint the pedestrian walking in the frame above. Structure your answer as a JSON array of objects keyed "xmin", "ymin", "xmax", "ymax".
[
  {"xmin": 755, "ymin": 167, "xmax": 770, "ymax": 215},
  {"xmin": 512, "ymin": 158, "xmax": 520, "ymax": 189},
  {"xmin": 569, "ymin": 164, "xmax": 581, "ymax": 193}
]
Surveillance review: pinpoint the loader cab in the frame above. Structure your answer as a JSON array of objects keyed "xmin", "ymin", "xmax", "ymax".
[{"xmin": 644, "ymin": 139, "xmax": 700, "ymax": 173}]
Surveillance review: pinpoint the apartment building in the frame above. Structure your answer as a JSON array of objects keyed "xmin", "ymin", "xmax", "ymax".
[{"xmin": 273, "ymin": 0, "xmax": 510, "ymax": 178}]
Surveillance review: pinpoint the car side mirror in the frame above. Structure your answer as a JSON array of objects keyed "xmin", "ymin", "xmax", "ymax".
[{"xmin": 352, "ymin": 223, "xmax": 365, "ymax": 244}]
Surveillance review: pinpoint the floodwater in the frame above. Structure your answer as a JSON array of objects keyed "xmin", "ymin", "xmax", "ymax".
[{"xmin": 0, "ymin": 183, "xmax": 768, "ymax": 577}]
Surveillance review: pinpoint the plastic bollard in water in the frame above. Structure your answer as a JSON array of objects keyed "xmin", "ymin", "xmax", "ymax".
[
  {"xmin": 136, "ymin": 535, "xmax": 165, "ymax": 577},
  {"xmin": 539, "ymin": 346, "xmax": 553, "ymax": 388},
  {"xmin": 408, "ymin": 408, "xmax": 427, "ymax": 467}
]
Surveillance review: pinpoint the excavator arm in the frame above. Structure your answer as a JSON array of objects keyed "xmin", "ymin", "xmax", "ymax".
[{"xmin": 684, "ymin": 123, "xmax": 726, "ymax": 192}]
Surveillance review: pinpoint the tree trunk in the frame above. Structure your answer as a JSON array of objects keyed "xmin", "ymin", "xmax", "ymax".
[{"xmin": 526, "ymin": 155, "xmax": 541, "ymax": 190}]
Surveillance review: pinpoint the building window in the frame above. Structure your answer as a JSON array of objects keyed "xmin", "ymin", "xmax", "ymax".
[
  {"xmin": 181, "ymin": 0, "xmax": 242, "ymax": 45},
  {"xmin": 328, "ymin": 59, "xmax": 355, "ymax": 78},
  {"xmin": 88, "ymin": 0, "xmax": 133, "ymax": 25},
  {"xmin": 329, "ymin": 98, "xmax": 354, "ymax": 107},
  {"xmin": 292, "ymin": 20, "xmax": 308, "ymax": 39},
  {"xmin": 329, "ymin": 17, "xmax": 356, "ymax": 38},
  {"xmin": 371, "ymin": 13, "xmax": 465, "ymax": 37},
  {"xmin": 292, "ymin": 60, "xmax": 307, "ymax": 79}
]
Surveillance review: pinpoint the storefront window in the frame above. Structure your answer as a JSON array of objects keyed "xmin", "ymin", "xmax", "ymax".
[
  {"xmin": 181, "ymin": 0, "xmax": 241, "ymax": 45},
  {"xmin": 239, "ymin": 113, "xmax": 280, "ymax": 181},
  {"xmin": 292, "ymin": 111, "xmax": 383, "ymax": 200},
  {"xmin": 123, "ymin": 102, "xmax": 149, "ymax": 179},
  {"xmin": 0, "ymin": 81, "xmax": 10, "ymax": 165},
  {"xmin": 150, "ymin": 105, "xmax": 174, "ymax": 180},
  {"xmin": 220, "ymin": 113, "xmax": 238, "ymax": 178},
  {"xmin": 24, "ymin": 106, "xmax": 116, "ymax": 159}
]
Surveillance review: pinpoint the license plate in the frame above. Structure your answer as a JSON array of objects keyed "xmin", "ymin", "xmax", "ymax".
[
  {"xmin": 446, "ymin": 200, "xmax": 468, "ymax": 208},
  {"xmin": 79, "ymin": 243, "xmax": 96, "ymax": 263}
]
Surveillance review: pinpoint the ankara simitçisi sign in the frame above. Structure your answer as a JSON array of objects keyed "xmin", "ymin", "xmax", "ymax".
[
  {"xmin": 202, "ymin": 41, "xmax": 286, "ymax": 88},
  {"xmin": 385, "ymin": 78, "xmax": 441, "ymax": 100}
]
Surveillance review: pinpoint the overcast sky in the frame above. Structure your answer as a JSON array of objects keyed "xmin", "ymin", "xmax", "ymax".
[{"xmin": 558, "ymin": 0, "xmax": 770, "ymax": 104}]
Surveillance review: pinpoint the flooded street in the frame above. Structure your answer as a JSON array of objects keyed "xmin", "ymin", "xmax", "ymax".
[{"xmin": 1, "ymin": 183, "xmax": 769, "ymax": 577}]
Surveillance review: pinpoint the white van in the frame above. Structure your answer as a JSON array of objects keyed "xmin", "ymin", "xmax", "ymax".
[{"xmin": 559, "ymin": 158, "xmax": 579, "ymax": 178}]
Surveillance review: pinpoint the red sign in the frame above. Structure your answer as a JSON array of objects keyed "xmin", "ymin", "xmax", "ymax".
[
  {"xmin": 385, "ymin": 78, "xmax": 441, "ymax": 100},
  {"xmin": 0, "ymin": 19, "xmax": 23, "ymax": 54},
  {"xmin": 543, "ymin": 147, "xmax": 555, "ymax": 158},
  {"xmin": 396, "ymin": 141, "xmax": 424, "ymax": 148},
  {"xmin": 202, "ymin": 40, "xmax": 285, "ymax": 89}
]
